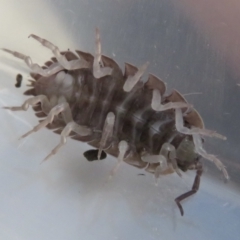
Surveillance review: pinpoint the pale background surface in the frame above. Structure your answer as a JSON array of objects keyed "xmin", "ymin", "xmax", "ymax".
[{"xmin": 0, "ymin": 0, "xmax": 239, "ymax": 239}]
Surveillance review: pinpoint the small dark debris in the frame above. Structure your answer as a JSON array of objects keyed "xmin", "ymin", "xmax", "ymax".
[
  {"xmin": 83, "ymin": 149, "xmax": 107, "ymax": 161},
  {"xmin": 137, "ymin": 173, "xmax": 145, "ymax": 176},
  {"xmin": 15, "ymin": 74, "xmax": 23, "ymax": 88}
]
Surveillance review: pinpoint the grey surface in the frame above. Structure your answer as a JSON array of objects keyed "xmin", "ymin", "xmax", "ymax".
[{"xmin": 0, "ymin": 0, "xmax": 240, "ymax": 239}]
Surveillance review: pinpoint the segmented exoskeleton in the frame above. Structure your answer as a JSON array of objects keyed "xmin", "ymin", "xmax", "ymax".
[{"xmin": 2, "ymin": 29, "xmax": 229, "ymax": 216}]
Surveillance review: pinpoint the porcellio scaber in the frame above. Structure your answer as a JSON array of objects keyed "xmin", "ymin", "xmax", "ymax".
[{"xmin": 2, "ymin": 29, "xmax": 229, "ymax": 216}]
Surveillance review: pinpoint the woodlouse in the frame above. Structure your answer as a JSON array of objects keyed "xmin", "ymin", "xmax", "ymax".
[{"xmin": 2, "ymin": 29, "xmax": 229, "ymax": 216}]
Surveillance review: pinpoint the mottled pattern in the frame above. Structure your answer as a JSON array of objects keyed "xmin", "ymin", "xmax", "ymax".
[{"xmin": 25, "ymin": 50, "xmax": 201, "ymax": 173}]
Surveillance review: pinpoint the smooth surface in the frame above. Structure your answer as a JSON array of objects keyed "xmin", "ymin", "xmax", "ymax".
[{"xmin": 0, "ymin": 0, "xmax": 240, "ymax": 239}]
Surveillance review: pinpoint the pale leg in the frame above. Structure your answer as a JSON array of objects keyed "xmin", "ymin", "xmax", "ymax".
[
  {"xmin": 154, "ymin": 155, "xmax": 168, "ymax": 185},
  {"xmin": 43, "ymin": 122, "xmax": 92, "ymax": 161},
  {"xmin": 151, "ymin": 89, "xmax": 191, "ymax": 111},
  {"xmin": 3, "ymin": 95, "xmax": 52, "ymax": 114},
  {"xmin": 2, "ymin": 48, "xmax": 64, "ymax": 77},
  {"xmin": 175, "ymin": 108, "xmax": 226, "ymax": 140},
  {"xmin": 141, "ymin": 142, "xmax": 182, "ymax": 184},
  {"xmin": 160, "ymin": 143, "xmax": 182, "ymax": 177},
  {"xmin": 193, "ymin": 133, "xmax": 229, "ymax": 180},
  {"xmin": 17, "ymin": 100, "xmax": 91, "ymax": 141},
  {"xmin": 29, "ymin": 34, "xmax": 90, "ymax": 70},
  {"xmin": 93, "ymin": 28, "xmax": 112, "ymax": 78},
  {"xmin": 109, "ymin": 141, "xmax": 128, "ymax": 179},
  {"xmin": 123, "ymin": 62, "xmax": 149, "ymax": 92},
  {"xmin": 98, "ymin": 112, "xmax": 115, "ymax": 160},
  {"xmin": 4, "ymin": 94, "xmax": 93, "ymax": 161}
]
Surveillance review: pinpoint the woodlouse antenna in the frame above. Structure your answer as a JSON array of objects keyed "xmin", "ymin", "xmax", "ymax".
[{"xmin": 175, "ymin": 162, "xmax": 203, "ymax": 216}]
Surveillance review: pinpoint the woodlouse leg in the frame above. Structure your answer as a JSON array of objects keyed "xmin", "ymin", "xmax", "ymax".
[
  {"xmin": 2, "ymin": 48, "xmax": 64, "ymax": 77},
  {"xmin": 3, "ymin": 95, "xmax": 52, "ymax": 114},
  {"xmin": 29, "ymin": 34, "xmax": 90, "ymax": 70},
  {"xmin": 142, "ymin": 143, "xmax": 182, "ymax": 184},
  {"xmin": 151, "ymin": 89, "xmax": 191, "ymax": 111},
  {"xmin": 141, "ymin": 154, "xmax": 167, "ymax": 164},
  {"xmin": 19, "ymin": 102, "xmax": 92, "ymax": 140},
  {"xmin": 175, "ymin": 109, "xmax": 228, "ymax": 179},
  {"xmin": 109, "ymin": 140, "xmax": 128, "ymax": 179},
  {"xmin": 155, "ymin": 143, "xmax": 182, "ymax": 184},
  {"xmin": 93, "ymin": 28, "xmax": 112, "ymax": 78},
  {"xmin": 175, "ymin": 108, "xmax": 226, "ymax": 140},
  {"xmin": 164, "ymin": 143, "xmax": 182, "ymax": 177},
  {"xmin": 98, "ymin": 112, "xmax": 115, "ymax": 160},
  {"xmin": 169, "ymin": 157, "xmax": 182, "ymax": 177},
  {"xmin": 154, "ymin": 156, "xmax": 168, "ymax": 185},
  {"xmin": 43, "ymin": 122, "xmax": 91, "ymax": 162},
  {"xmin": 123, "ymin": 62, "xmax": 149, "ymax": 92},
  {"xmin": 142, "ymin": 155, "xmax": 169, "ymax": 185},
  {"xmin": 193, "ymin": 133, "xmax": 229, "ymax": 180},
  {"xmin": 175, "ymin": 163, "xmax": 203, "ymax": 216}
]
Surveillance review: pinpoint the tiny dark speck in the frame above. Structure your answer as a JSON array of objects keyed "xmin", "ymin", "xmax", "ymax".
[
  {"xmin": 83, "ymin": 149, "xmax": 107, "ymax": 161},
  {"xmin": 15, "ymin": 74, "xmax": 23, "ymax": 88}
]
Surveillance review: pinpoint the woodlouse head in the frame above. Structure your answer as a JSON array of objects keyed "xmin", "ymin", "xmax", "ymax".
[{"xmin": 176, "ymin": 137, "xmax": 199, "ymax": 172}]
